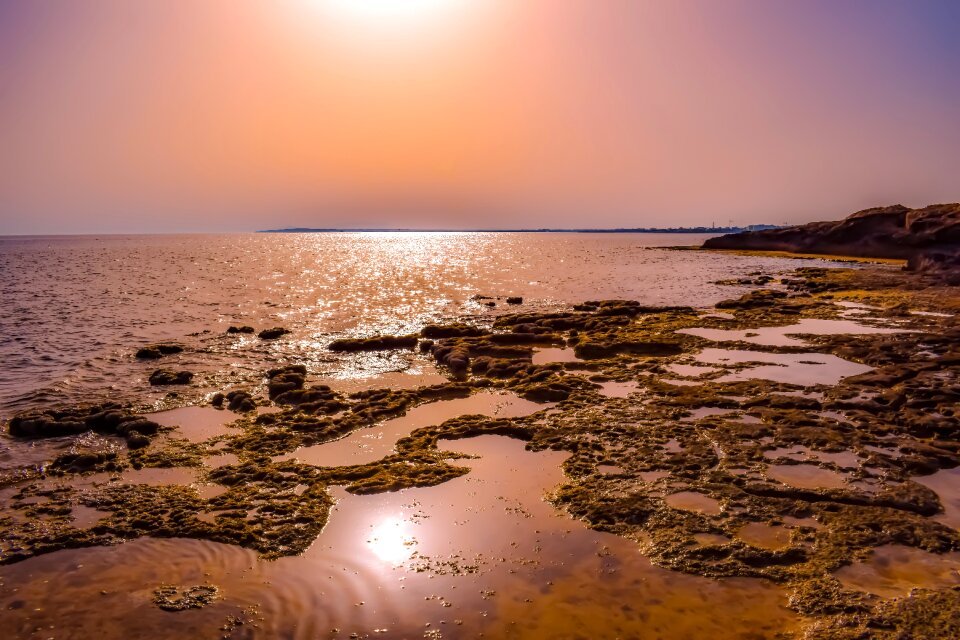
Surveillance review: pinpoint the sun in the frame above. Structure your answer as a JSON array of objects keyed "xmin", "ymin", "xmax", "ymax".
[{"xmin": 319, "ymin": 0, "xmax": 466, "ymax": 25}]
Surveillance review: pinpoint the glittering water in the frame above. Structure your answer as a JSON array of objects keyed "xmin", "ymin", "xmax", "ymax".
[{"xmin": 0, "ymin": 232, "xmax": 850, "ymax": 418}]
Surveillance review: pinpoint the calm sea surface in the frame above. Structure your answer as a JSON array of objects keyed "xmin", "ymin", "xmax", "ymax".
[{"xmin": 0, "ymin": 232, "xmax": 846, "ymax": 418}]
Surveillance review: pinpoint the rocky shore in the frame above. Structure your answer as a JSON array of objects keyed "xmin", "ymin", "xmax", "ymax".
[
  {"xmin": 2, "ymin": 260, "xmax": 959, "ymax": 637},
  {"xmin": 703, "ymin": 203, "xmax": 960, "ymax": 279}
]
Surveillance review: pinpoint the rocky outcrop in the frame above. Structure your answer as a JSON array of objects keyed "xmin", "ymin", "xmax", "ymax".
[
  {"xmin": 258, "ymin": 327, "xmax": 290, "ymax": 340},
  {"xmin": 703, "ymin": 203, "xmax": 960, "ymax": 270}
]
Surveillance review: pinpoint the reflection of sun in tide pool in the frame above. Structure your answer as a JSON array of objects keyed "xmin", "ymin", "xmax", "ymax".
[{"xmin": 367, "ymin": 517, "xmax": 417, "ymax": 565}]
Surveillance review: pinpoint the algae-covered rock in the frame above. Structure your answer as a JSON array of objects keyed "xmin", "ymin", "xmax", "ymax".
[
  {"xmin": 266, "ymin": 364, "xmax": 307, "ymax": 399},
  {"xmin": 226, "ymin": 390, "xmax": 256, "ymax": 412},
  {"xmin": 7, "ymin": 404, "xmax": 161, "ymax": 441}
]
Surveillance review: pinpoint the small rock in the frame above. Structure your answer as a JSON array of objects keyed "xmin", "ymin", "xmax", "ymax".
[
  {"xmin": 149, "ymin": 369, "xmax": 194, "ymax": 386},
  {"xmin": 258, "ymin": 327, "xmax": 290, "ymax": 340},
  {"xmin": 135, "ymin": 343, "xmax": 184, "ymax": 360},
  {"xmin": 226, "ymin": 326, "xmax": 255, "ymax": 334}
]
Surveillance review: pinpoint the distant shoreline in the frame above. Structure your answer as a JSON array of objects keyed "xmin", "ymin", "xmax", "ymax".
[{"xmin": 259, "ymin": 226, "xmax": 779, "ymax": 234}]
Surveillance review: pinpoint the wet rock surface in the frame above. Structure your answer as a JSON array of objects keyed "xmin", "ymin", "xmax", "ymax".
[{"xmin": 1, "ymin": 262, "xmax": 960, "ymax": 636}]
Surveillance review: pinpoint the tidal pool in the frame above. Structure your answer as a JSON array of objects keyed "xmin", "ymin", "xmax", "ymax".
[
  {"xmin": 0, "ymin": 435, "xmax": 799, "ymax": 639},
  {"xmin": 766, "ymin": 464, "xmax": 848, "ymax": 490},
  {"xmin": 664, "ymin": 491, "xmax": 723, "ymax": 515},
  {"xmin": 914, "ymin": 466, "xmax": 960, "ymax": 530},
  {"xmin": 532, "ymin": 347, "xmax": 582, "ymax": 365},
  {"xmin": 697, "ymin": 348, "xmax": 872, "ymax": 386},
  {"xmin": 274, "ymin": 390, "xmax": 550, "ymax": 468},
  {"xmin": 150, "ymin": 406, "xmax": 239, "ymax": 443},
  {"xmin": 738, "ymin": 522, "xmax": 792, "ymax": 550},
  {"xmin": 834, "ymin": 545, "xmax": 960, "ymax": 598},
  {"xmin": 678, "ymin": 318, "xmax": 903, "ymax": 348}
]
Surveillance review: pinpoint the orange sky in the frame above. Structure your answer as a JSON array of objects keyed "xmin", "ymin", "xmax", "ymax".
[{"xmin": 0, "ymin": 0, "xmax": 958, "ymax": 233}]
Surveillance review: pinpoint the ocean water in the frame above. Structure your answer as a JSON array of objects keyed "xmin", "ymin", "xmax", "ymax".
[{"xmin": 0, "ymin": 232, "xmax": 846, "ymax": 418}]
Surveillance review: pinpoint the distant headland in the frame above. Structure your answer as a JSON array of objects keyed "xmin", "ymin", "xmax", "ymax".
[{"xmin": 259, "ymin": 224, "xmax": 782, "ymax": 234}]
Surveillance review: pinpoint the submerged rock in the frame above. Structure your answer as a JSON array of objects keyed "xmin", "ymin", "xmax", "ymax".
[
  {"xmin": 135, "ymin": 343, "xmax": 184, "ymax": 360},
  {"xmin": 148, "ymin": 369, "xmax": 194, "ymax": 386},
  {"xmin": 152, "ymin": 584, "xmax": 219, "ymax": 611}
]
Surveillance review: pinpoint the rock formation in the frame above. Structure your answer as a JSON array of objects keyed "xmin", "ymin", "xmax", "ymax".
[{"xmin": 703, "ymin": 203, "xmax": 960, "ymax": 273}]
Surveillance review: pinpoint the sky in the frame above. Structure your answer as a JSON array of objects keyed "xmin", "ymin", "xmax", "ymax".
[{"xmin": 0, "ymin": 0, "xmax": 958, "ymax": 234}]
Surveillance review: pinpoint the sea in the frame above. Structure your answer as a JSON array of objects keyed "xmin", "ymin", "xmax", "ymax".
[{"xmin": 0, "ymin": 232, "xmax": 845, "ymax": 419}]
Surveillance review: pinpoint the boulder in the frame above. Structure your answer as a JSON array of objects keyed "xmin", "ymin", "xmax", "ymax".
[{"xmin": 258, "ymin": 327, "xmax": 290, "ymax": 340}]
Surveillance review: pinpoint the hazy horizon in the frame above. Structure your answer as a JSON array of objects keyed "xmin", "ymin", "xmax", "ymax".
[{"xmin": 1, "ymin": 0, "xmax": 958, "ymax": 235}]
